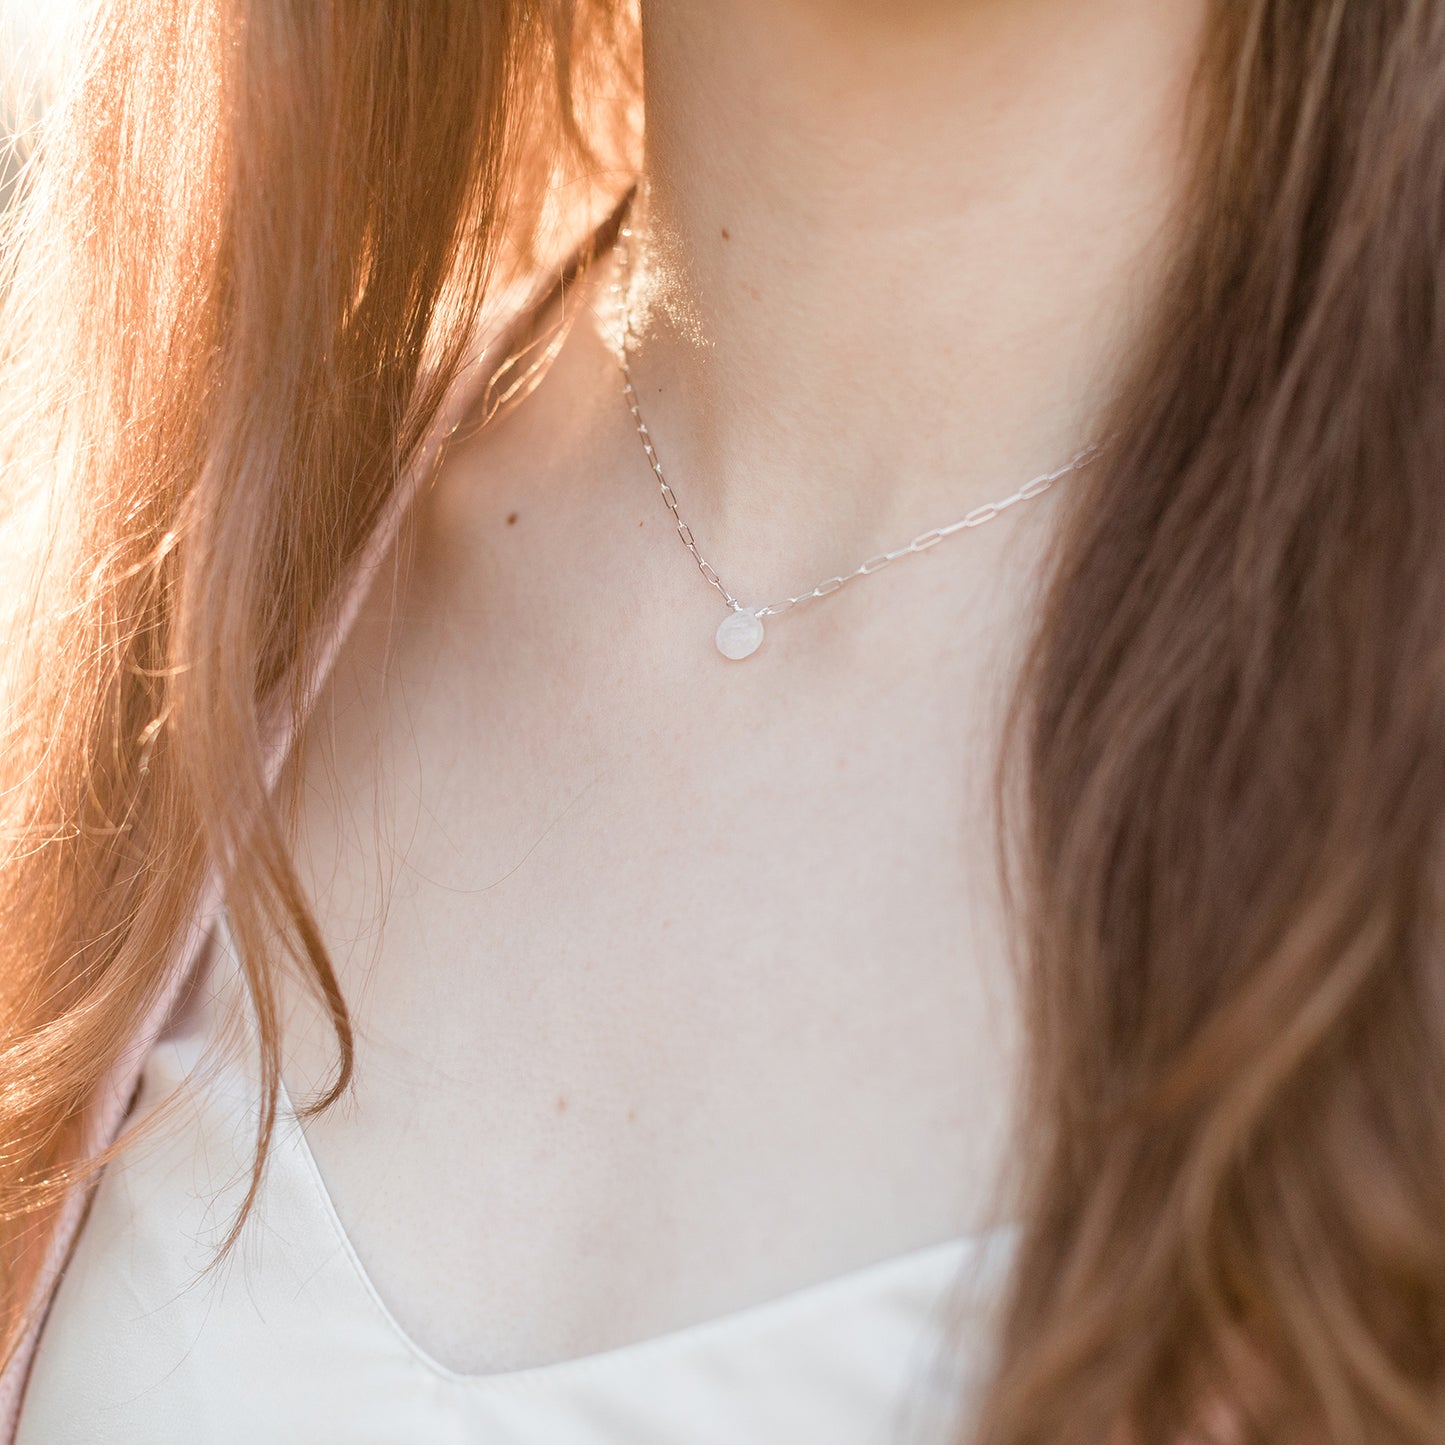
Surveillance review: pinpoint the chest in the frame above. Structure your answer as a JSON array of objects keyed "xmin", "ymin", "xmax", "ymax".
[{"xmin": 276, "ymin": 466, "xmax": 1035, "ymax": 1374}]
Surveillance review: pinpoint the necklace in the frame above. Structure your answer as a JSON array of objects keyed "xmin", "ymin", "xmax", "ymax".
[{"xmin": 608, "ymin": 222, "xmax": 1102, "ymax": 661}]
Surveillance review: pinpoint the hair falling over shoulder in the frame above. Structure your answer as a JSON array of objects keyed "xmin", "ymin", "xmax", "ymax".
[
  {"xmin": 0, "ymin": 2, "xmax": 1442, "ymax": 1441},
  {"xmin": 0, "ymin": 0, "xmax": 634, "ymax": 1378}
]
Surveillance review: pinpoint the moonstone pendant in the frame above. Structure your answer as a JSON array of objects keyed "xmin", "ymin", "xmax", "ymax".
[{"xmin": 715, "ymin": 607, "xmax": 765, "ymax": 660}]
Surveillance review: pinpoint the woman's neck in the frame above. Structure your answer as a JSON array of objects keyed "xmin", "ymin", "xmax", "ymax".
[{"xmin": 625, "ymin": 0, "xmax": 1208, "ymax": 582}]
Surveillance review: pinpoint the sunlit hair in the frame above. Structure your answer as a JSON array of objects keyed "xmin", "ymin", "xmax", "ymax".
[
  {"xmin": 0, "ymin": 0, "xmax": 635, "ymax": 1362},
  {"xmin": 1, "ymin": 3, "xmax": 1443, "ymax": 1441}
]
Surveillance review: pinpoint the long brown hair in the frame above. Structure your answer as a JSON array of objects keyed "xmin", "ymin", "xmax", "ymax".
[{"xmin": 1, "ymin": 3, "xmax": 1442, "ymax": 1441}]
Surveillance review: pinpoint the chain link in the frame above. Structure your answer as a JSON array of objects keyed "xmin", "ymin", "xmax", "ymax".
[{"xmin": 609, "ymin": 224, "xmax": 1102, "ymax": 622}]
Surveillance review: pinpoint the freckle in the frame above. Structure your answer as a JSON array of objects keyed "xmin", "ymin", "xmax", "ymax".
[
  {"xmin": 627, "ymin": 1108, "xmax": 637, "ymax": 1124},
  {"xmin": 507, "ymin": 512, "xmax": 518, "ymax": 526},
  {"xmin": 721, "ymin": 227, "xmax": 730, "ymax": 240},
  {"xmin": 556, "ymin": 1096, "xmax": 568, "ymax": 1113}
]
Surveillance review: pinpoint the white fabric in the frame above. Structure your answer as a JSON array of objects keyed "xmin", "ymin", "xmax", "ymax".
[{"xmin": 17, "ymin": 923, "xmax": 1016, "ymax": 1444}]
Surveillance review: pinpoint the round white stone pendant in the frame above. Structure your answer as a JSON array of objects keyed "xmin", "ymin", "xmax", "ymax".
[{"xmin": 715, "ymin": 607, "xmax": 765, "ymax": 660}]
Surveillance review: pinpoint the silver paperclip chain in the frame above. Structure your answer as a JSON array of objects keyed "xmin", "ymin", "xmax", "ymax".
[{"xmin": 608, "ymin": 222, "xmax": 1103, "ymax": 657}]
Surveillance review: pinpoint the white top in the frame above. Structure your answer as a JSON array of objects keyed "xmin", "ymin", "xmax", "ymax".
[{"xmin": 18, "ymin": 920, "xmax": 1018, "ymax": 1444}]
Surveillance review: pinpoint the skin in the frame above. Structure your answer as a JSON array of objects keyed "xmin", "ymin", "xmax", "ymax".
[{"xmin": 273, "ymin": 0, "xmax": 1208, "ymax": 1375}]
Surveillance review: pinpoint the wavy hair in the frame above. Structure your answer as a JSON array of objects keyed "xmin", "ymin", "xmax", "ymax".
[{"xmin": 0, "ymin": 3, "xmax": 1442, "ymax": 1442}]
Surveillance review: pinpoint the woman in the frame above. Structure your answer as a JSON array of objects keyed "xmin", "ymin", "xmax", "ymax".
[{"xmin": 1, "ymin": 0, "xmax": 1443, "ymax": 1440}]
